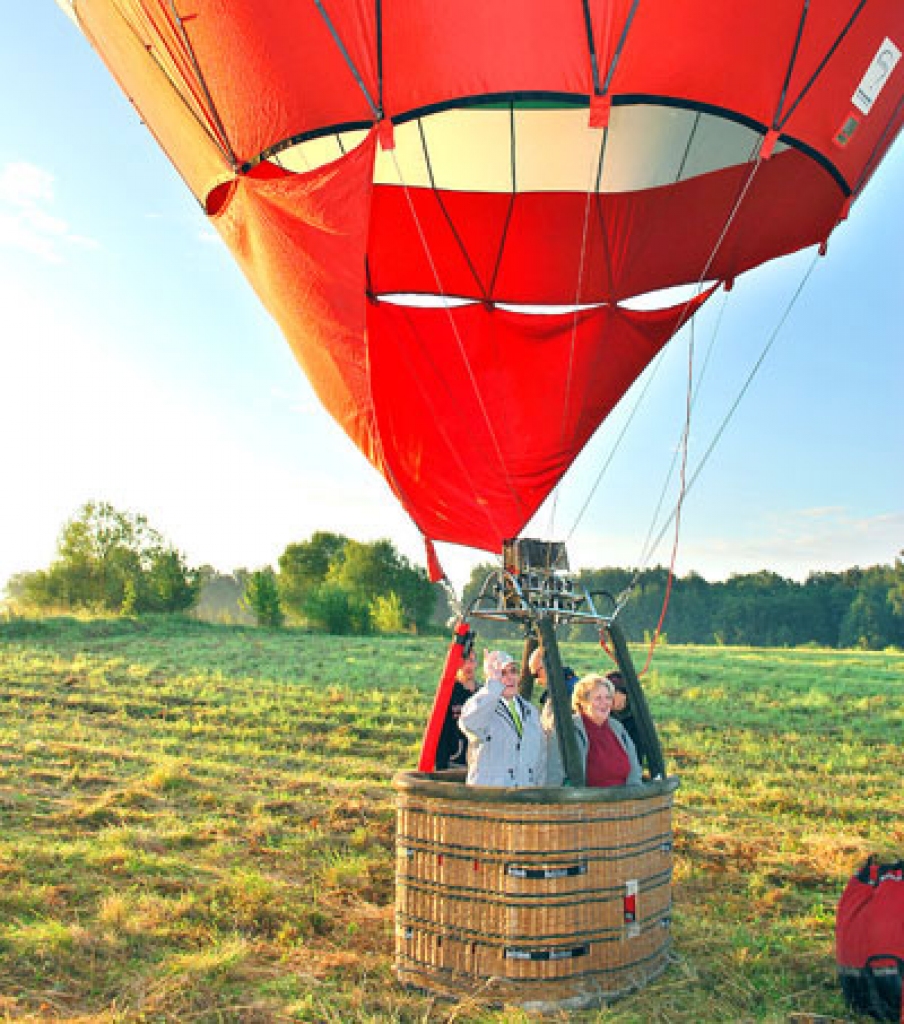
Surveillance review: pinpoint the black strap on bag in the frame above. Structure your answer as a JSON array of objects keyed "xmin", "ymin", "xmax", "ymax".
[{"xmin": 862, "ymin": 955, "xmax": 904, "ymax": 1023}]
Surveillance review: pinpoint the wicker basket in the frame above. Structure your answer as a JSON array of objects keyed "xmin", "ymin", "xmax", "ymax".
[{"xmin": 395, "ymin": 770, "xmax": 679, "ymax": 1012}]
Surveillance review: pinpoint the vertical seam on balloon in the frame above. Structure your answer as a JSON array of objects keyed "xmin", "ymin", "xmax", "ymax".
[
  {"xmin": 360, "ymin": 259, "xmax": 396, "ymax": 536},
  {"xmin": 162, "ymin": 0, "xmax": 238, "ymax": 169},
  {"xmin": 771, "ymin": 0, "xmax": 812, "ymax": 131},
  {"xmin": 386, "ymin": 147, "xmax": 528, "ymax": 535},
  {"xmin": 676, "ymin": 113, "xmax": 703, "ymax": 182},
  {"xmin": 776, "ymin": 0, "xmax": 869, "ymax": 131},
  {"xmin": 580, "ymin": 0, "xmax": 603, "ymax": 97},
  {"xmin": 591, "ymin": 135, "xmax": 615, "ymax": 299},
  {"xmin": 600, "ymin": 0, "xmax": 641, "ymax": 98},
  {"xmin": 548, "ymin": 0, "xmax": 640, "ymax": 536},
  {"xmin": 546, "ymin": 126, "xmax": 606, "ymax": 539},
  {"xmin": 375, "ymin": 0, "xmax": 384, "ymax": 116},
  {"xmin": 593, "ymin": 122, "xmax": 609, "ymax": 193},
  {"xmin": 487, "ymin": 103, "xmax": 518, "ymax": 299},
  {"xmin": 416, "ymin": 119, "xmax": 489, "ymax": 303},
  {"xmin": 96, "ymin": 0, "xmax": 235, "ymax": 171},
  {"xmin": 312, "ymin": 0, "xmax": 382, "ymax": 121}
]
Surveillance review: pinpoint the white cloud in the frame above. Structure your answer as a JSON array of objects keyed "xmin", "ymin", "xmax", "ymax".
[
  {"xmin": 0, "ymin": 161, "xmax": 98, "ymax": 263},
  {"xmin": 565, "ymin": 505, "xmax": 903, "ymax": 585},
  {"xmin": 673, "ymin": 507, "xmax": 904, "ymax": 581},
  {"xmin": 0, "ymin": 162, "xmax": 54, "ymax": 206}
]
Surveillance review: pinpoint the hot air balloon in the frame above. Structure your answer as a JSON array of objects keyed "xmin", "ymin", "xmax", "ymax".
[
  {"xmin": 57, "ymin": 0, "xmax": 902, "ymax": 1008},
  {"xmin": 54, "ymin": 0, "xmax": 904, "ymax": 565}
]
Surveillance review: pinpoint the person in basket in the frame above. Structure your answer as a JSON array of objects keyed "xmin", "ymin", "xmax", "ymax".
[
  {"xmin": 545, "ymin": 674, "xmax": 642, "ymax": 787},
  {"xmin": 459, "ymin": 650, "xmax": 546, "ymax": 787}
]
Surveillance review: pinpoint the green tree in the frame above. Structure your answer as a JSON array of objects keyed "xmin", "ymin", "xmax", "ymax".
[
  {"xmin": 11, "ymin": 502, "xmax": 198, "ymax": 615},
  {"xmin": 328, "ymin": 539, "xmax": 436, "ymax": 633},
  {"xmin": 371, "ymin": 591, "xmax": 406, "ymax": 633},
  {"xmin": 277, "ymin": 532, "xmax": 349, "ymax": 617},
  {"xmin": 888, "ymin": 551, "xmax": 904, "ymax": 622},
  {"xmin": 839, "ymin": 564, "xmax": 903, "ymax": 650},
  {"xmin": 145, "ymin": 549, "xmax": 199, "ymax": 612},
  {"xmin": 242, "ymin": 568, "xmax": 284, "ymax": 629},
  {"xmin": 458, "ymin": 560, "xmax": 512, "ymax": 641},
  {"xmin": 461, "ymin": 561, "xmax": 502, "ymax": 611},
  {"xmin": 121, "ymin": 577, "xmax": 138, "ymax": 617}
]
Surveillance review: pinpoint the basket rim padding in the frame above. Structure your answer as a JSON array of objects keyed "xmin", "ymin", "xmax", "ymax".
[{"xmin": 395, "ymin": 770, "xmax": 680, "ymax": 804}]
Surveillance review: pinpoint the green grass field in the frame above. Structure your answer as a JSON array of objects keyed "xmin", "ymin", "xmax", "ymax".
[{"xmin": 0, "ymin": 615, "xmax": 900, "ymax": 1022}]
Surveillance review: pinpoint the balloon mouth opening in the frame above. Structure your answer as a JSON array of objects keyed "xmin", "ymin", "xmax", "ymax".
[
  {"xmin": 375, "ymin": 282, "xmax": 717, "ymax": 315},
  {"xmin": 206, "ymin": 180, "xmax": 238, "ymax": 217},
  {"xmin": 619, "ymin": 282, "xmax": 719, "ymax": 311}
]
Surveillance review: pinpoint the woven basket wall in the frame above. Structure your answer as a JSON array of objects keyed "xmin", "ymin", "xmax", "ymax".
[{"xmin": 395, "ymin": 771, "xmax": 679, "ymax": 1011}]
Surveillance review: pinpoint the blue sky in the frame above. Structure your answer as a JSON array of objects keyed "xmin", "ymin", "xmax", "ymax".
[{"xmin": 1, "ymin": 6, "xmax": 902, "ymax": 597}]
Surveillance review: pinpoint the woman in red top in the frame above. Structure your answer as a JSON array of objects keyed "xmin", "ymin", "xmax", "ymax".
[{"xmin": 546, "ymin": 675, "xmax": 642, "ymax": 787}]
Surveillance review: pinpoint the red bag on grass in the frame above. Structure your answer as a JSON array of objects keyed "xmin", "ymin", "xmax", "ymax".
[{"xmin": 836, "ymin": 857, "xmax": 904, "ymax": 1022}]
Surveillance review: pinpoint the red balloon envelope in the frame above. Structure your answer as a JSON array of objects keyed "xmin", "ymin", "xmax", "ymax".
[{"xmin": 63, "ymin": 0, "xmax": 903, "ymax": 560}]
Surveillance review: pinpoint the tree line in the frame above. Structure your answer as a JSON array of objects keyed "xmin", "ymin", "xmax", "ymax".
[
  {"xmin": 5, "ymin": 502, "xmax": 437, "ymax": 635},
  {"xmin": 5, "ymin": 501, "xmax": 902, "ymax": 648}
]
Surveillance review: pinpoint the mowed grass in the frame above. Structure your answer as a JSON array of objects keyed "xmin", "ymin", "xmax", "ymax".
[{"xmin": 0, "ymin": 615, "xmax": 900, "ymax": 1023}]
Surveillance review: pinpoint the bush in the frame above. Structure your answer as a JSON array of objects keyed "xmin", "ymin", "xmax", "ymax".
[
  {"xmin": 370, "ymin": 591, "xmax": 406, "ymax": 634},
  {"xmin": 302, "ymin": 582, "xmax": 370, "ymax": 635},
  {"xmin": 242, "ymin": 569, "xmax": 284, "ymax": 629}
]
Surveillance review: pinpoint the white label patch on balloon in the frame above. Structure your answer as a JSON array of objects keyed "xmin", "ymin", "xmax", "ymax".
[{"xmin": 852, "ymin": 38, "xmax": 901, "ymax": 115}]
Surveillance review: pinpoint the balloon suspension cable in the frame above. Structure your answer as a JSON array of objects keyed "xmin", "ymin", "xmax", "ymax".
[
  {"xmin": 439, "ymin": 574, "xmax": 464, "ymax": 624},
  {"xmin": 566, "ymin": 144, "xmax": 765, "ymax": 549},
  {"xmin": 312, "ymin": 0, "xmax": 382, "ymax": 121},
  {"xmin": 607, "ymin": 138, "xmax": 776, "ymax": 670},
  {"xmin": 386, "ymin": 145, "xmax": 526, "ymax": 537},
  {"xmin": 633, "ymin": 287, "xmax": 731, "ymax": 571},
  {"xmin": 162, "ymin": 0, "xmax": 238, "ymax": 169},
  {"xmin": 576, "ymin": 139, "xmax": 766, "ymax": 643},
  {"xmin": 545, "ymin": 124, "xmax": 607, "ymax": 540},
  {"xmin": 614, "ymin": 247, "xmax": 822, "ymax": 629},
  {"xmin": 599, "ymin": 303, "xmax": 700, "ymax": 676},
  {"xmin": 595, "ymin": 291, "xmax": 727, "ymax": 673},
  {"xmin": 635, "ymin": 313, "xmax": 696, "ymax": 676},
  {"xmin": 565, "ymin": 343, "xmax": 670, "ymax": 546}
]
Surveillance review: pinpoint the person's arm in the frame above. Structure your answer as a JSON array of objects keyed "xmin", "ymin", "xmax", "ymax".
[
  {"xmin": 535, "ymin": 717, "xmax": 548, "ymax": 784},
  {"xmin": 459, "ymin": 679, "xmax": 504, "ymax": 740},
  {"xmin": 611, "ymin": 719, "xmax": 642, "ymax": 785}
]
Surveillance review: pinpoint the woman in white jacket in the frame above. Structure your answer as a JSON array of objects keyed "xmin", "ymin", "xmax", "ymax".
[{"xmin": 458, "ymin": 650, "xmax": 546, "ymax": 787}]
